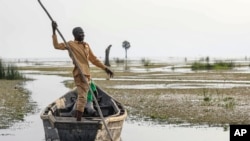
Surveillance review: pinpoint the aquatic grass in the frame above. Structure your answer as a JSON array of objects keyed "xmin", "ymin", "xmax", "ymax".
[
  {"xmin": 200, "ymin": 88, "xmax": 214, "ymax": 105},
  {"xmin": 191, "ymin": 61, "xmax": 235, "ymax": 71},
  {"xmin": 191, "ymin": 62, "xmax": 212, "ymax": 70},
  {"xmin": 0, "ymin": 59, "xmax": 5, "ymax": 79},
  {"xmin": 213, "ymin": 61, "xmax": 235, "ymax": 70},
  {"xmin": 203, "ymin": 97, "xmax": 211, "ymax": 102},
  {"xmin": 5, "ymin": 64, "xmax": 25, "ymax": 80},
  {"xmin": 200, "ymin": 87, "xmax": 236, "ymax": 109},
  {"xmin": 222, "ymin": 97, "xmax": 235, "ymax": 109},
  {"xmin": 0, "ymin": 59, "xmax": 25, "ymax": 80}
]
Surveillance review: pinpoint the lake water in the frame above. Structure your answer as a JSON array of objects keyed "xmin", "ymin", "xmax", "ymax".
[{"xmin": 0, "ymin": 73, "xmax": 229, "ymax": 141}]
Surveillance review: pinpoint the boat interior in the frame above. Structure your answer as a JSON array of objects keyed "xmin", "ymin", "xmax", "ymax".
[{"xmin": 42, "ymin": 87, "xmax": 123, "ymax": 119}]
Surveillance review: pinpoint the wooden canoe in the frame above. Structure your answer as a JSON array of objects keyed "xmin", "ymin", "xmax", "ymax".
[{"xmin": 40, "ymin": 86, "xmax": 127, "ymax": 141}]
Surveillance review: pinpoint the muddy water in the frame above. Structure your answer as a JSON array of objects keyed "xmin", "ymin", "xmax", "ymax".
[{"xmin": 0, "ymin": 73, "xmax": 229, "ymax": 141}]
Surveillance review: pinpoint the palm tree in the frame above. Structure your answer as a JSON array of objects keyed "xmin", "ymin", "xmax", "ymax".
[
  {"xmin": 122, "ymin": 40, "xmax": 131, "ymax": 59},
  {"xmin": 122, "ymin": 40, "xmax": 131, "ymax": 70}
]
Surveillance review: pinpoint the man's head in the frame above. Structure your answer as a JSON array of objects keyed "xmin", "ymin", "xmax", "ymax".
[{"xmin": 72, "ymin": 27, "xmax": 84, "ymax": 42}]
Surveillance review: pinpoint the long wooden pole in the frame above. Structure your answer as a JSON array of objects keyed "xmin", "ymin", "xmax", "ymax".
[{"xmin": 37, "ymin": 1, "xmax": 113, "ymax": 140}]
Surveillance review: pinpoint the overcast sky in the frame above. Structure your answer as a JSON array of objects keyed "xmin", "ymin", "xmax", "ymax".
[{"xmin": 1, "ymin": 0, "xmax": 250, "ymax": 59}]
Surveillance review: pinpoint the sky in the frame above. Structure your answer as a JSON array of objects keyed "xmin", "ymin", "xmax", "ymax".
[{"xmin": 1, "ymin": 0, "xmax": 250, "ymax": 59}]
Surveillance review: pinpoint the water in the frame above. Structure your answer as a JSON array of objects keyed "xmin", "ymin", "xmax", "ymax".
[
  {"xmin": 109, "ymin": 82, "xmax": 250, "ymax": 89},
  {"xmin": 0, "ymin": 73, "xmax": 229, "ymax": 141},
  {"xmin": 0, "ymin": 74, "xmax": 70, "ymax": 141},
  {"xmin": 122, "ymin": 122, "xmax": 228, "ymax": 141}
]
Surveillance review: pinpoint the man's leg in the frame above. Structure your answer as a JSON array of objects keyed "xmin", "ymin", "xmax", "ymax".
[{"xmin": 74, "ymin": 74, "xmax": 89, "ymax": 121}]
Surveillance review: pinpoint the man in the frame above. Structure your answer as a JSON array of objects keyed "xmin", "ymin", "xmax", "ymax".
[{"xmin": 51, "ymin": 21, "xmax": 113, "ymax": 121}]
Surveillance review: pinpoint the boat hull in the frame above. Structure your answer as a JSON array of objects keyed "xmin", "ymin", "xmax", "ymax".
[{"xmin": 41, "ymin": 87, "xmax": 127, "ymax": 141}]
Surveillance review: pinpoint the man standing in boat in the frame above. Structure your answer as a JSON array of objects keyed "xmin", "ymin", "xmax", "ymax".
[{"xmin": 51, "ymin": 21, "xmax": 114, "ymax": 121}]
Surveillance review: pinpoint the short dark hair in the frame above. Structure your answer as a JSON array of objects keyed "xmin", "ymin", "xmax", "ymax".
[{"xmin": 72, "ymin": 27, "xmax": 83, "ymax": 36}]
